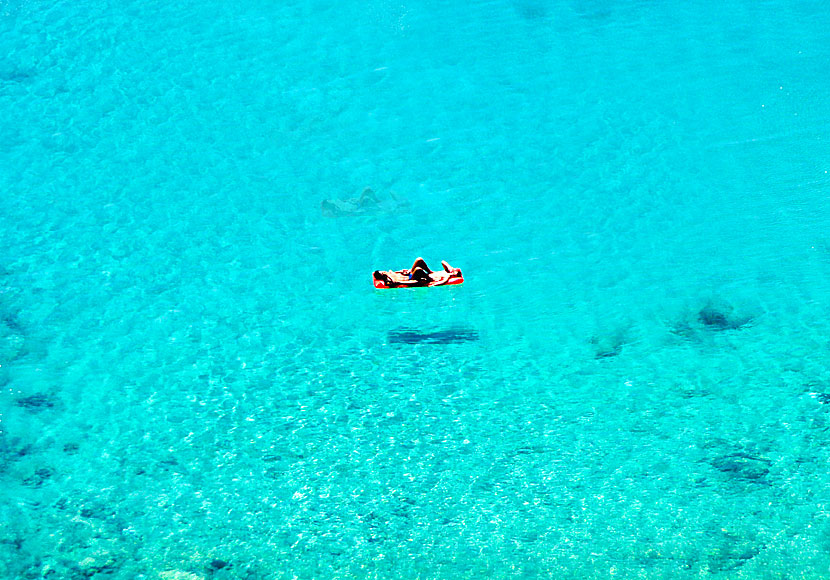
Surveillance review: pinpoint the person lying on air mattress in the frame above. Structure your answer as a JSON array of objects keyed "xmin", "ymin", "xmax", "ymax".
[{"xmin": 373, "ymin": 258, "xmax": 462, "ymax": 288}]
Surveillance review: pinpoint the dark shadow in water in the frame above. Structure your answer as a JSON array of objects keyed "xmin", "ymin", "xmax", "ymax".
[
  {"xmin": 388, "ymin": 327, "xmax": 479, "ymax": 344},
  {"xmin": 321, "ymin": 187, "xmax": 410, "ymax": 218}
]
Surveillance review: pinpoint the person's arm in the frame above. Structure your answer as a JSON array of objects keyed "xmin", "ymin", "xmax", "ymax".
[
  {"xmin": 428, "ymin": 271, "xmax": 453, "ymax": 285},
  {"xmin": 439, "ymin": 261, "xmax": 462, "ymax": 277},
  {"xmin": 442, "ymin": 262, "xmax": 463, "ymax": 277}
]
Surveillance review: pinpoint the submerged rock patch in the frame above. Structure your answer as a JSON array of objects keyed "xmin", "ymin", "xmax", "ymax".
[
  {"xmin": 706, "ymin": 530, "xmax": 760, "ymax": 573},
  {"xmin": 698, "ymin": 304, "xmax": 752, "ymax": 331},
  {"xmin": 207, "ymin": 558, "xmax": 231, "ymax": 572},
  {"xmin": 15, "ymin": 392, "xmax": 56, "ymax": 411},
  {"xmin": 671, "ymin": 301, "xmax": 754, "ymax": 339},
  {"xmin": 710, "ymin": 452, "xmax": 771, "ymax": 482},
  {"xmin": 809, "ymin": 392, "xmax": 830, "ymax": 405},
  {"xmin": 22, "ymin": 466, "xmax": 55, "ymax": 488},
  {"xmin": 0, "ymin": 315, "xmax": 25, "ymax": 362},
  {"xmin": 513, "ymin": 0, "xmax": 548, "ymax": 20},
  {"xmin": 590, "ymin": 333, "xmax": 627, "ymax": 359},
  {"xmin": 0, "ymin": 65, "xmax": 35, "ymax": 84}
]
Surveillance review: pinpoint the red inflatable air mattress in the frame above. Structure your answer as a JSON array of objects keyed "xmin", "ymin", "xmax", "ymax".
[{"xmin": 373, "ymin": 271, "xmax": 464, "ymax": 289}]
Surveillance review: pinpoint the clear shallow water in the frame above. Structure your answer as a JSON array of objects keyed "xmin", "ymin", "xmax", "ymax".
[{"xmin": 2, "ymin": 0, "xmax": 830, "ymax": 577}]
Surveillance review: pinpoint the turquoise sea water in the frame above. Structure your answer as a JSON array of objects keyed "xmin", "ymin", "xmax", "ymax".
[{"xmin": 2, "ymin": 0, "xmax": 830, "ymax": 577}]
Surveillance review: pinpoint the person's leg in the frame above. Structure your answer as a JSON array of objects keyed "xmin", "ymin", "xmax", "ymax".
[
  {"xmin": 411, "ymin": 257, "xmax": 431, "ymax": 273},
  {"xmin": 360, "ymin": 187, "xmax": 379, "ymax": 206},
  {"xmin": 411, "ymin": 267, "xmax": 432, "ymax": 284}
]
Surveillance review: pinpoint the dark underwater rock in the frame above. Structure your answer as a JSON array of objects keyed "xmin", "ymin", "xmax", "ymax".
[
  {"xmin": 207, "ymin": 559, "xmax": 231, "ymax": 572},
  {"xmin": 22, "ymin": 467, "xmax": 55, "ymax": 488},
  {"xmin": 2, "ymin": 313, "xmax": 23, "ymax": 333},
  {"xmin": 672, "ymin": 302, "xmax": 754, "ymax": 339},
  {"xmin": 388, "ymin": 327, "xmax": 479, "ymax": 344},
  {"xmin": 710, "ymin": 452, "xmax": 770, "ymax": 482},
  {"xmin": 15, "ymin": 392, "xmax": 56, "ymax": 410},
  {"xmin": 590, "ymin": 333, "xmax": 627, "ymax": 359},
  {"xmin": 670, "ymin": 321, "xmax": 696, "ymax": 339},
  {"xmin": 513, "ymin": 0, "xmax": 548, "ymax": 19},
  {"xmin": 0, "ymin": 315, "xmax": 25, "ymax": 362},
  {"xmin": 708, "ymin": 545, "xmax": 760, "ymax": 573},
  {"xmin": 0, "ymin": 436, "xmax": 32, "ymax": 472},
  {"xmin": 0, "ymin": 65, "xmax": 35, "ymax": 85},
  {"xmin": 594, "ymin": 347, "xmax": 620, "ymax": 359},
  {"xmin": 74, "ymin": 550, "xmax": 120, "ymax": 578},
  {"xmin": 698, "ymin": 305, "xmax": 752, "ymax": 331},
  {"xmin": 706, "ymin": 530, "xmax": 760, "ymax": 573},
  {"xmin": 572, "ymin": 0, "xmax": 613, "ymax": 21}
]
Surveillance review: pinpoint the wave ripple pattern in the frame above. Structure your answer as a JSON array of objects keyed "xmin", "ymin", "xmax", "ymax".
[{"xmin": 1, "ymin": 0, "xmax": 830, "ymax": 578}]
